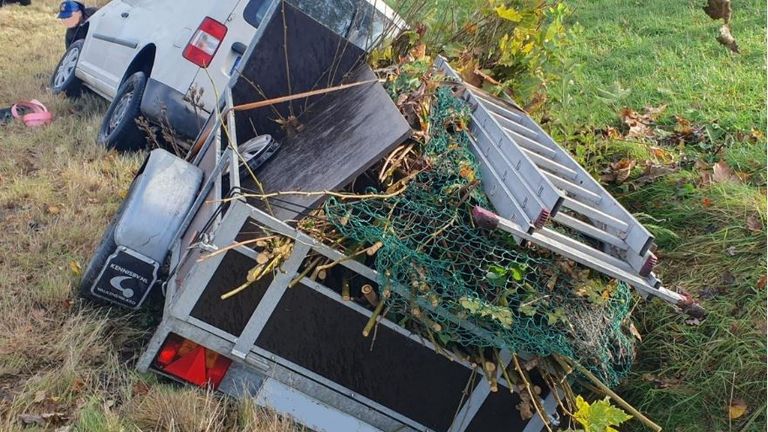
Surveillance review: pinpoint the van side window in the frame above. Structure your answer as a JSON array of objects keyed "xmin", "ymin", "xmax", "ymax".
[{"xmin": 244, "ymin": 0, "xmax": 271, "ymax": 28}]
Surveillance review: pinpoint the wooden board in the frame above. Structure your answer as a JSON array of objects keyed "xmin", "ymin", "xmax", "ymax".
[
  {"xmin": 233, "ymin": 1, "xmax": 368, "ymax": 141},
  {"xmin": 242, "ymin": 65, "xmax": 411, "ymax": 221}
]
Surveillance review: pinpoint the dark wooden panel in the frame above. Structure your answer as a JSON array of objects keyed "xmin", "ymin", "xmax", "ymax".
[
  {"xmin": 190, "ymin": 251, "xmax": 272, "ymax": 336},
  {"xmin": 465, "ymin": 372, "xmax": 550, "ymax": 432},
  {"xmin": 242, "ymin": 65, "xmax": 411, "ymax": 221},
  {"xmin": 256, "ymin": 283, "xmax": 471, "ymax": 432},
  {"xmin": 232, "ymin": 1, "xmax": 368, "ymax": 141}
]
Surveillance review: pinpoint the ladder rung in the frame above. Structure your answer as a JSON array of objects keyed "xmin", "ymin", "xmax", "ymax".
[
  {"xmin": 521, "ymin": 148, "xmax": 578, "ymax": 180},
  {"xmin": 473, "ymin": 92, "xmax": 524, "ymax": 120},
  {"xmin": 543, "ymin": 172, "xmax": 602, "ymax": 204},
  {"xmin": 491, "ymin": 111, "xmax": 540, "ymax": 140},
  {"xmin": 503, "ymin": 127, "xmax": 557, "ymax": 158},
  {"xmin": 551, "ymin": 213, "xmax": 628, "ymax": 250},
  {"xmin": 537, "ymin": 227, "xmax": 631, "ymax": 271},
  {"xmin": 561, "ymin": 197, "xmax": 629, "ymax": 232}
]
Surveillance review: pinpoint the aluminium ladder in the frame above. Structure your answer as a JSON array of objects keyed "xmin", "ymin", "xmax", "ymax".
[{"xmin": 435, "ymin": 57, "xmax": 696, "ymax": 310}]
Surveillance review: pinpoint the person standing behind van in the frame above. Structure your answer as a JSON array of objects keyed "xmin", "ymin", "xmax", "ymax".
[{"xmin": 57, "ymin": 1, "xmax": 97, "ymax": 48}]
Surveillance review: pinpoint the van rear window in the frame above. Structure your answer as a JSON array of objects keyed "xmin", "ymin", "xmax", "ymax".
[{"xmin": 243, "ymin": 0, "xmax": 270, "ymax": 28}]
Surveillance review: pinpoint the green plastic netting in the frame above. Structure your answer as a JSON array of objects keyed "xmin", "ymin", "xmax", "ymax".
[{"xmin": 324, "ymin": 86, "xmax": 634, "ymax": 385}]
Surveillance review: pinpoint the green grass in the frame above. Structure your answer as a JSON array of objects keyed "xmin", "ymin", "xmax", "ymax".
[
  {"xmin": 544, "ymin": 0, "xmax": 767, "ymax": 430},
  {"xmin": 548, "ymin": 0, "xmax": 767, "ymax": 134}
]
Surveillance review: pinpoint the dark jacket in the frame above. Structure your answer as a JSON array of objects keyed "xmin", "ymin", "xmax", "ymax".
[{"xmin": 64, "ymin": 5, "xmax": 98, "ymax": 48}]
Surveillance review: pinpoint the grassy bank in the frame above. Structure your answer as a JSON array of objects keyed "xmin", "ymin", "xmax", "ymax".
[
  {"xmin": 544, "ymin": 0, "xmax": 767, "ymax": 430},
  {"xmin": 0, "ymin": 1, "xmax": 296, "ymax": 430}
]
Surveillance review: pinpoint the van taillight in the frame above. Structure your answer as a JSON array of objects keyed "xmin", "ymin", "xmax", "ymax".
[
  {"xmin": 183, "ymin": 17, "xmax": 228, "ymax": 68},
  {"xmin": 154, "ymin": 333, "xmax": 232, "ymax": 389}
]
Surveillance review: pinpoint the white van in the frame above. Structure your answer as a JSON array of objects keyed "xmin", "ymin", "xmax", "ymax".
[{"xmin": 50, "ymin": 0, "xmax": 402, "ymax": 151}]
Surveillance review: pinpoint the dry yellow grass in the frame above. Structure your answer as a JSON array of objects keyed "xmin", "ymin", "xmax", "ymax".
[{"xmin": 0, "ymin": 1, "xmax": 297, "ymax": 430}]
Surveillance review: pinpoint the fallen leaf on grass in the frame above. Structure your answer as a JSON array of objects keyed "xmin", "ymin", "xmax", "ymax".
[
  {"xmin": 642, "ymin": 373, "xmax": 682, "ymax": 389},
  {"xmin": 728, "ymin": 398, "xmax": 748, "ymax": 419},
  {"xmin": 601, "ymin": 159, "xmax": 637, "ymax": 184},
  {"xmin": 685, "ymin": 317, "xmax": 703, "ymax": 326},
  {"xmin": 69, "ymin": 260, "xmax": 82, "ymax": 276},
  {"xmin": 46, "ymin": 205, "xmax": 61, "ymax": 215},
  {"xmin": 631, "ymin": 162, "xmax": 678, "ymax": 187},
  {"xmin": 703, "ymin": 0, "xmax": 732, "ymax": 23},
  {"xmin": 620, "ymin": 105, "xmax": 666, "ymax": 139},
  {"xmin": 19, "ymin": 412, "xmax": 68, "ymax": 427},
  {"xmin": 746, "ymin": 213, "xmax": 762, "ymax": 233},
  {"xmin": 712, "ymin": 160, "xmax": 739, "ymax": 183},
  {"xmin": 717, "ymin": 25, "xmax": 740, "ymax": 53},
  {"xmin": 757, "ymin": 275, "xmax": 767, "ymax": 290},
  {"xmin": 628, "ymin": 321, "xmax": 642, "ymax": 341}
]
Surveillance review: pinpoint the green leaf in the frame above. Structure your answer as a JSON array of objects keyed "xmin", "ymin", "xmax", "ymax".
[
  {"xmin": 459, "ymin": 296, "xmax": 514, "ymax": 328},
  {"xmin": 572, "ymin": 396, "xmax": 632, "ymax": 432},
  {"xmin": 509, "ymin": 263, "xmax": 526, "ymax": 281},
  {"xmin": 495, "ymin": 5, "xmax": 522, "ymax": 22}
]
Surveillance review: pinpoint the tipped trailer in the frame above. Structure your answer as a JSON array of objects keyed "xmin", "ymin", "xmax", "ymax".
[
  {"xmin": 80, "ymin": 2, "xmax": 703, "ymax": 431},
  {"xmin": 80, "ymin": 2, "xmax": 560, "ymax": 431}
]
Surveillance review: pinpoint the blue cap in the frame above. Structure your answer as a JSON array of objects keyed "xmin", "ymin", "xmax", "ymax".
[{"xmin": 57, "ymin": 1, "xmax": 83, "ymax": 19}]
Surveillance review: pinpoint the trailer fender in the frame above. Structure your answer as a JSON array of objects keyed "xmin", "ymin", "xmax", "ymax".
[{"xmin": 114, "ymin": 149, "xmax": 203, "ymax": 263}]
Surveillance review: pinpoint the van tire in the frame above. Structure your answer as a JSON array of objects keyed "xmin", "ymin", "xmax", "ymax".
[
  {"xmin": 51, "ymin": 39, "xmax": 83, "ymax": 98},
  {"xmin": 98, "ymin": 71, "xmax": 148, "ymax": 152}
]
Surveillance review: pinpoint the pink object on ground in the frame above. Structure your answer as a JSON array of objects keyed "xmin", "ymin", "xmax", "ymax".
[{"xmin": 11, "ymin": 100, "xmax": 53, "ymax": 127}]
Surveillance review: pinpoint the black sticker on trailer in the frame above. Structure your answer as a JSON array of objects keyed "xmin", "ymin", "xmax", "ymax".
[{"xmin": 91, "ymin": 249, "xmax": 158, "ymax": 309}]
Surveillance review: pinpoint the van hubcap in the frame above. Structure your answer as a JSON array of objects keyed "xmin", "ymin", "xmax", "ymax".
[{"xmin": 54, "ymin": 47, "xmax": 79, "ymax": 89}]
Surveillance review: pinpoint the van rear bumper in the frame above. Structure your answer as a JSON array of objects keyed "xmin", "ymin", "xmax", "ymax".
[{"xmin": 140, "ymin": 78, "xmax": 208, "ymax": 140}]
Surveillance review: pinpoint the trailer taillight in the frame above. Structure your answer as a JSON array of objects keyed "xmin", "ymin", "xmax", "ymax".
[
  {"xmin": 183, "ymin": 17, "xmax": 228, "ymax": 68},
  {"xmin": 154, "ymin": 334, "xmax": 232, "ymax": 389}
]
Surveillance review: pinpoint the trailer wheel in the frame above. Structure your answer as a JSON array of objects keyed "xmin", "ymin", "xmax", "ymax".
[
  {"xmin": 98, "ymin": 71, "xmax": 147, "ymax": 152},
  {"xmin": 78, "ymin": 188, "xmax": 132, "ymax": 303},
  {"xmin": 78, "ymin": 173, "xmax": 166, "ymax": 311},
  {"xmin": 51, "ymin": 39, "xmax": 83, "ymax": 98}
]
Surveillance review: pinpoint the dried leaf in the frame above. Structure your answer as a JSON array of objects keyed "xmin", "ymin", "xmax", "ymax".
[
  {"xmin": 757, "ymin": 275, "xmax": 766, "ymax": 290},
  {"xmin": 685, "ymin": 317, "xmax": 703, "ymax": 326},
  {"xmin": 728, "ymin": 398, "xmax": 747, "ymax": 419},
  {"xmin": 629, "ymin": 321, "xmax": 642, "ymax": 341},
  {"xmin": 717, "ymin": 25, "xmax": 740, "ymax": 53},
  {"xmin": 746, "ymin": 213, "xmax": 762, "ymax": 233},
  {"xmin": 19, "ymin": 414, "xmax": 45, "ymax": 426},
  {"xmin": 703, "ymin": 0, "xmax": 732, "ymax": 23},
  {"xmin": 33, "ymin": 391, "xmax": 46, "ymax": 403},
  {"xmin": 612, "ymin": 159, "xmax": 636, "ymax": 183},
  {"xmin": 631, "ymin": 162, "xmax": 677, "ymax": 187},
  {"xmin": 47, "ymin": 205, "xmax": 61, "ymax": 215},
  {"xmin": 69, "ymin": 260, "xmax": 82, "ymax": 276},
  {"xmin": 712, "ymin": 160, "xmax": 739, "ymax": 183},
  {"xmin": 620, "ymin": 105, "xmax": 666, "ymax": 139},
  {"xmin": 642, "ymin": 373, "xmax": 682, "ymax": 389},
  {"xmin": 410, "ymin": 43, "xmax": 427, "ymax": 60}
]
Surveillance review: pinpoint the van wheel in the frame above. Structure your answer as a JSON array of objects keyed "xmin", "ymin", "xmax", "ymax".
[
  {"xmin": 98, "ymin": 71, "xmax": 148, "ymax": 152},
  {"xmin": 51, "ymin": 39, "xmax": 83, "ymax": 97}
]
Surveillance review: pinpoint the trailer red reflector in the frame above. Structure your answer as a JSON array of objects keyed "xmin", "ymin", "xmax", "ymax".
[
  {"xmin": 183, "ymin": 17, "xmax": 228, "ymax": 68},
  {"xmin": 153, "ymin": 334, "xmax": 232, "ymax": 389}
]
